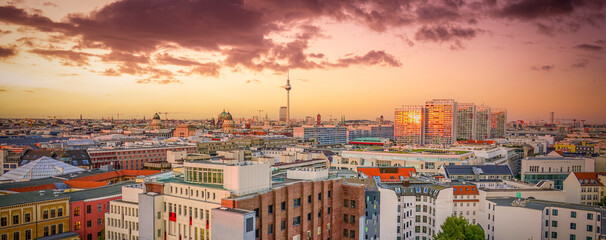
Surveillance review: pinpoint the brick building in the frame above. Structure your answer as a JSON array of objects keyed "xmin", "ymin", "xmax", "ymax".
[
  {"xmin": 220, "ymin": 178, "xmax": 366, "ymax": 240},
  {"xmin": 88, "ymin": 145, "xmax": 196, "ymax": 169},
  {"xmin": 67, "ymin": 183, "xmax": 130, "ymax": 240}
]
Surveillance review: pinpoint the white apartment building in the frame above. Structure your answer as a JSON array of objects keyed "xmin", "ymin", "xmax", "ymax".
[
  {"xmin": 105, "ymin": 161, "xmax": 271, "ymax": 240},
  {"xmin": 481, "ymin": 197, "xmax": 606, "ymax": 240},
  {"xmin": 105, "ymin": 184, "xmax": 144, "ymax": 240},
  {"xmin": 293, "ymin": 125, "xmax": 348, "ymax": 145},
  {"xmin": 332, "ymin": 149, "xmax": 479, "ymax": 174},
  {"xmin": 451, "ymin": 184, "xmax": 480, "ymax": 225},
  {"xmin": 563, "ymin": 172, "xmax": 606, "ymax": 205},
  {"xmin": 378, "ymin": 179, "xmax": 454, "ymax": 240}
]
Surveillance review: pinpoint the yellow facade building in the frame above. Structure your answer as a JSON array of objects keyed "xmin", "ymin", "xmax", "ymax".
[{"xmin": 0, "ymin": 190, "xmax": 71, "ymax": 240}]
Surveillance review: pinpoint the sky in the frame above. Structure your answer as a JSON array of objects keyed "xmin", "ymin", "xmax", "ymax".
[{"xmin": 0, "ymin": 0, "xmax": 605, "ymax": 123}]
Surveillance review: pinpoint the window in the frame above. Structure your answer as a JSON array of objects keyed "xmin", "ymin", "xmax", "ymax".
[
  {"xmin": 344, "ymin": 199, "xmax": 349, "ymax": 207},
  {"xmin": 98, "ymin": 218, "xmax": 102, "ymax": 226},
  {"xmin": 12, "ymin": 215, "xmax": 18, "ymax": 225},
  {"xmin": 293, "ymin": 216, "xmax": 301, "ymax": 226},
  {"xmin": 281, "ymin": 202, "xmax": 286, "ymax": 211},
  {"xmin": 87, "ymin": 220, "xmax": 92, "ymax": 227},
  {"xmin": 44, "ymin": 226, "xmax": 49, "ymax": 236},
  {"xmin": 98, "ymin": 204, "xmax": 102, "ymax": 212},
  {"xmin": 1, "ymin": 234, "xmax": 6, "ymax": 240},
  {"xmin": 87, "ymin": 234, "xmax": 92, "ymax": 240},
  {"xmin": 281, "ymin": 220, "xmax": 286, "ymax": 230},
  {"xmin": 246, "ymin": 218, "xmax": 253, "ymax": 232},
  {"xmin": 350, "ymin": 230, "xmax": 355, "ymax": 238},
  {"xmin": 58, "ymin": 208, "xmax": 63, "ymax": 217},
  {"xmin": 308, "ymin": 195, "xmax": 312, "ymax": 203},
  {"xmin": 350, "ymin": 215, "xmax": 355, "ymax": 224},
  {"xmin": 552, "ymin": 232, "xmax": 557, "ymax": 238},
  {"xmin": 344, "ymin": 214, "xmax": 349, "ymax": 223},
  {"xmin": 343, "ymin": 229, "xmax": 348, "ymax": 237},
  {"xmin": 318, "ymin": 193, "xmax": 322, "ymax": 201},
  {"xmin": 307, "ymin": 213, "xmax": 311, "ymax": 221},
  {"xmin": 571, "ymin": 223, "xmax": 576, "ymax": 229},
  {"xmin": 13, "ymin": 232, "xmax": 18, "ymax": 240},
  {"xmin": 254, "ymin": 208, "xmax": 259, "ymax": 218},
  {"xmin": 268, "ymin": 224, "xmax": 273, "ymax": 235},
  {"xmin": 553, "ymin": 209, "xmax": 558, "ymax": 216},
  {"xmin": 74, "ymin": 221, "xmax": 81, "ymax": 230},
  {"xmin": 87, "ymin": 205, "xmax": 91, "ymax": 214},
  {"xmin": 0, "ymin": 217, "xmax": 6, "ymax": 226},
  {"xmin": 25, "ymin": 230, "xmax": 31, "ymax": 240},
  {"xmin": 328, "ymin": 190, "xmax": 332, "ymax": 198},
  {"xmin": 51, "ymin": 225, "xmax": 56, "ymax": 235},
  {"xmin": 327, "ymin": 207, "xmax": 331, "ymax": 214},
  {"xmin": 268, "ymin": 205, "xmax": 273, "ymax": 215},
  {"xmin": 552, "ymin": 221, "xmax": 558, "ymax": 227},
  {"xmin": 587, "ymin": 225, "xmax": 593, "ymax": 232},
  {"xmin": 588, "ymin": 213, "xmax": 594, "ymax": 220},
  {"xmin": 294, "ymin": 198, "xmax": 301, "ymax": 208},
  {"xmin": 51, "ymin": 209, "xmax": 56, "ymax": 218},
  {"xmin": 43, "ymin": 210, "xmax": 48, "ymax": 219},
  {"xmin": 58, "ymin": 223, "xmax": 63, "ymax": 234},
  {"xmin": 351, "ymin": 200, "xmax": 356, "ymax": 208}
]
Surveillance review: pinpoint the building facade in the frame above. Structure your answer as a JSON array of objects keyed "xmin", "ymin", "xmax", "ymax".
[
  {"xmin": 88, "ymin": 145, "xmax": 196, "ymax": 169},
  {"xmin": 424, "ymin": 99, "xmax": 457, "ymax": 145},
  {"xmin": 474, "ymin": 105, "xmax": 491, "ymax": 141},
  {"xmin": 394, "ymin": 105, "xmax": 424, "ymax": 145},
  {"xmin": 455, "ymin": 103, "xmax": 476, "ymax": 141}
]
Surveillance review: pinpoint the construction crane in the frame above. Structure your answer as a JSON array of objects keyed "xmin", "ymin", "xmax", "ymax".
[
  {"xmin": 258, "ymin": 110, "xmax": 264, "ymax": 122},
  {"xmin": 47, "ymin": 116, "xmax": 60, "ymax": 125},
  {"xmin": 157, "ymin": 112, "xmax": 188, "ymax": 128}
]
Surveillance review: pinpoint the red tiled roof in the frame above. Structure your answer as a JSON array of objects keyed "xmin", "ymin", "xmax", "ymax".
[
  {"xmin": 9, "ymin": 183, "xmax": 57, "ymax": 192},
  {"xmin": 357, "ymin": 167, "xmax": 416, "ymax": 181},
  {"xmin": 63, "ymin": 180, "xmax": 108, "ymax": 189},
  {"xmin": 451, "ymin": 185, "xmax": 479, "ymax": 195},
  {"xmin": 573, "ymin": 172, "xmax": 606, "ymax": 186}
]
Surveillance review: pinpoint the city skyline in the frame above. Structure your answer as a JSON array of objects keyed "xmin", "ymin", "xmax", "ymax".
[{"xmin": 0, "ymin": 0, "xmax": 605, "ymax": 122}]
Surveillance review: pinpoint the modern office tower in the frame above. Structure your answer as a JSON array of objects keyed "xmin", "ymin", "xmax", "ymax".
[
  {"xmin": 316, "ymin": 114, "xmax": 321, "ymax": 126},
  {"xmin": 490, "ymin": 108, "xmax": 507, "ymax": 138},
  {"xmin": 475, "ymin": 105, "xmax": 491, "ymax": 140},
  {"xmin": 394, "ymin": 105, "xmax": 424, "ymax": 145},
  {"xmin": 424, "ymin": 99, "xmax": 457, "ymax": 145},
  {"xmin": 293, "ymin": 125, "xmax": 348, "ymax": 145},
  {"xmin": 279, "ymin": 107, "xmax": 287, "ymax": 122},
  {"xmin": 456, "ymin": 103, "xmax": 476, "ymax": 141}
]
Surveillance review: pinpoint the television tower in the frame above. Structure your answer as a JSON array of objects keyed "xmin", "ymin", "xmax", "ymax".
[{"xmin": 285, "ymin": 71, "xmax": 292, "ymax": 124}]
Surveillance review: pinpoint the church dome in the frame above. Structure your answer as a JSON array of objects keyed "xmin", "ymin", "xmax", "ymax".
[
  {"xmin": 153, "ymin": 113, "xmax": 161, "ymax": 120},
  {"xmin": 224, "ymin": 112, "xmax": 233, "ymax": 121}
]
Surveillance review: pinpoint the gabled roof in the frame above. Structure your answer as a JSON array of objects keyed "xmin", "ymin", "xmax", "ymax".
[
  {"xmin": 444, "ymin": 165, "xmax": 513, "ymax": 177},
  {"xmin": 357, "ymin": 167, "xmax": 416, "ymax": 181},
  {"xmin": 451, "ymin": 185, "xmax": 479, "ymax": 195},
  {"xmin": 573, "ymin": 172, "xmax": 606, "ymax": 186},
  {"xmin": 0, "ymin": 157, "xmax": 85, "ymax": 182}
]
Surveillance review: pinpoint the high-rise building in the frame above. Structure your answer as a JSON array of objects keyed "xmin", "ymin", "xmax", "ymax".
[
  {"xmin": 475, "ymin": 105, "xmax": 491, "ymax": 140},
  {"xmin": 316, "ymin": 114, "xmax": 321, "ymax": 126},
  {"xmin": 279, "ymin": 107, "xmax": 287, "ymax": 122},
  {"xmin": 394, "ymin": 105, "xmax": 424, "ymax": 145},
  {"xmin": 424, "ymin": 99, "xmax": 457, "ymax": 145},
  {"xmin": 490, "ymin": 108, "xmax": 507, "ymax": 138},
  {"xmin": 456, "ymin": 103, "xmax": 476, "ymax": 141}
]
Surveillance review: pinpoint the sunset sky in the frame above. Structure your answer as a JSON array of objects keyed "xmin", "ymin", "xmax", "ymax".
[{"xmin": 0, "ymin": 0, "xmax": 605, "ymax": 123}]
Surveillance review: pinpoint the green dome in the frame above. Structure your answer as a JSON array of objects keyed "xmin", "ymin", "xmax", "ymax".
[{"xmin": 153, "ymin": 113, "xmax": 161, "ymax": 120}]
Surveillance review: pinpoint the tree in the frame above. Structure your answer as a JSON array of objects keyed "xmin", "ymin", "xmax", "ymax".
[
  {"xmin": 598, "ymin": 196, "xmax": 606, "ymax": 207},
  {"xmin": 435, "ymin": 215, "xmax": 484, "ymax": 240}
]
